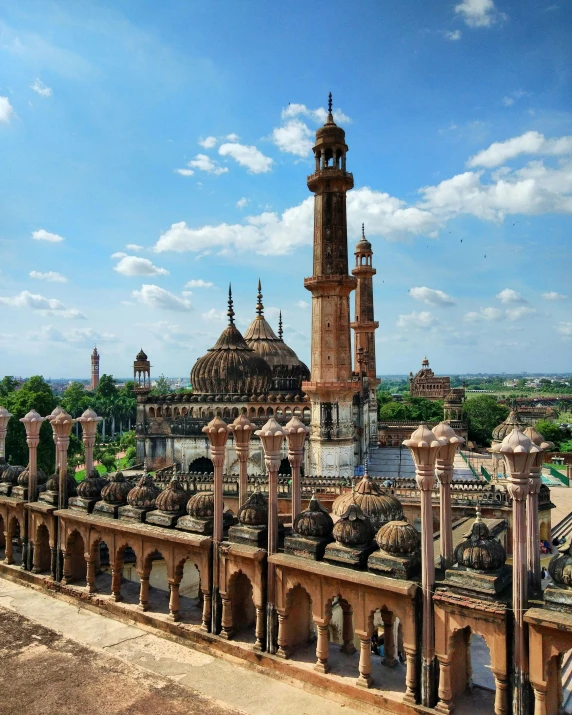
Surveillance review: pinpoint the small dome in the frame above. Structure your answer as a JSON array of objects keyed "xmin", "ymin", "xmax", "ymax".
[
  {"xmin": 454, "ymin": 511, "xmax": 506, "ymax": 571},
  {"xmin": 127, "ymin": 475, "xmax": 159, "ymax": 509},
  {"xmin": 355, "ymin": 224, "xmax": 372, "ymax": 253},
  {"xmin": 332, "ymin": 475, "xmax": 403, "ymax": 529},
  {"xmin": 155, "ymin": 478, "xmax": 188, "ymax": 513},
  {"xmin": 101, "ymin": 472, "xmax": 133, "ymax": 505},
  {"xmin": 332, "ymin": 503, "xmax": 375, "ymax": 547},
  {"xmin": 238, "ymin": 490, "xmax": 268, "ymax": 526},
  {"xmin": 45, "ymin": 470, "xmax": 78, "ymax": 496},
  {"xmin": 293, "ymin": 495, "xmax": 333, "ymax": 538},
  {"xmin": 1, "ymin": 465, "xmax": 25, "ymax": 485},
  {"xmin": 376, "ymin": 520, "xmax": 420, "ymax": 556},
  {"xmin": 549, "ymin": 544, "xmax": 572, "ymax": 586},
  {"xmin": 492, "ymin": 409, "xmax": 524, "ymax": 443},
  {"xmin": 136, "ymin": 348, "xmax": 148, "ymax": 361},
  {"xmin": 76, "ymin": 468, "xmax": 107, "ymax": 499},
  {"xmin": 17, "ymin": 467, "xmax": 48, "ymax": 488},
  {"xmin": 186, "ymin": 491, "xmax": 215, "ymax": 518},
  {"xmin": 0, "ymin": 457, "xmax": 9, "ymax": 478}
]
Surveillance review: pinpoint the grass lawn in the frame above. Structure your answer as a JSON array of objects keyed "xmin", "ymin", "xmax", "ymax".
[{"xmin": 74, "ymin": 456, "xmax": 131, "ymax": 482}]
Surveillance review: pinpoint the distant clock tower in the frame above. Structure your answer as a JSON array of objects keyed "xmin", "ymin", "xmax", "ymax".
[{"xmin": 90, "ymin": 346, "xmax": 100, "ymax": 391}]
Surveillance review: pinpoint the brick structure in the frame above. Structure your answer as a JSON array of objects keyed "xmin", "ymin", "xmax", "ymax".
[{"xmin": 409, "ymin": 358, "xmax": 451, "ymax": 400}]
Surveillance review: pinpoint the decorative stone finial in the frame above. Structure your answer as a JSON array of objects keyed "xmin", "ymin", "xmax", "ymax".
[
  {"xmin": 278, "ymin": 311, "xmax": 283, "ymax": 340},
  {"xmin": 328, "ymin": 92, "xmax": 332, "ymax": 114},
  {"xmin": 227, "ymin": 283, "xmax": 235, "ymax": 325},
  {"xmin": 256, "ymin": 278, "xmax": 263, "ymax": 316},
  {"xmin": 362, "ymin": 223, "xmax": 365, "ymax": 239},
  {"xmin": 475, "ymin": 503, "xmax": 482, "ymax": 523}
]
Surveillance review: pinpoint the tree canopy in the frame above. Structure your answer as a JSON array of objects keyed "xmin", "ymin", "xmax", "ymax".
[
  {"xmin": 464, "ymin": 395, "xmax": 509, "ymax": 447},
  {"xmin": 377, "ymin": 392, "xmax": 444, "ymax": 423}
]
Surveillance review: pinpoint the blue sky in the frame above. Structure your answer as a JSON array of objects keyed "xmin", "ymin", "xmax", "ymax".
[{"xmin": 0, "ymin": 0, "xmax": 571, "ymax": 380}]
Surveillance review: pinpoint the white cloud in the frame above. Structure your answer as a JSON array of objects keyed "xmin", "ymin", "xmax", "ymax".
[
  {"xmin": 272, "ymin": 119, "xmax": 314, "ymax": 157},
  {"xmin": 542, "ymin": 291, "xmax": 568, "ymax": 300},
  {"xmin": 33, "ymin": 325, "xmax": 116, "ymax": 345},
  {"xmin": 113, "ymin": 255, "xmax": 169, "ymax": 277},
  {"xmin": 111, "ymin": 251, "xmax": 127, "ymax": 259},
  {"xmin": 281, "ymin": 103, "xmax": 351, "ymax": 125},
  {"xmin": 297, "ymin": 300, "xmax": 310, "ymax": 309},
  {"xmin": 132, "ymin": 284, "xmax": 191, "ymax": 311},
  {"xmin": 175, "ymin": 168, "xmax": 195, "ymax": 177},
  {"xmin": 198, "ymin": 136, "xmax": 217, "ymax": 149},
  {"xmin": 444, "ymin": 30, "xmax": 462, "ymax": 40},
  {"xmin": 557, "ymin": 322, "xmax": 572, "ymax": 338},
  {"xmin": 236, "ymin": 197, "xmax": 249, "ymax": 209},
  {"xmin": 506, "ymin": 306, "xmax": 536, "ymax": 321},
  {"xmin": 454, "ymin": 0, "xmax": 501, "ymax": 27},
  {"xmin": 226, "ymin": 133, "xmax": 239, "ymax": 142},
  {"xmin": 502, "ymin": 96, "xmax": 515, "ymax": 107},
  {"xmin": 0, "ymin": 290, "xmax": 85, "ymax": 318},
  {"xmin": 468, "ymin": 131, "xmax": 572, "ymax": 168},
  {"xmin": 396, "ymin": 311, "xmax": 436, "ymax": 329},
  {"xmin": 32, "ymin": 228, "xmax": 64, "ymax": 243},
  {"xmin": 188, "ymin": 153, "xmax": 228, "ymax": 175},
  {"xmin": 29, "ymin": 270, "xmax": 67, "ymax": 283},
  {"xmin": 218, "ymin": 142, "xmax": 272, "ymax": 173},
  {"xmin": 0, "ymin": 96, "xmax": 14, "ymax": 123},
  {"xmin": 464, "ymin": 307, "xmax": 504, "ymax": 322},
  {"xmin": 31, "ymin": 78, "xmax": 52, "ymax": 97},
  {"xmin": 496, "ymin": 288, "xmax": 527, "ymax": 304},
  {"xmin": 185, "ymin": 279, "xmax": 213, "ymax": 288},
  {"xmin": 126, "ymin": 244, "xmax": 144, "ymax": 252},
  {"xmin": 409, "ymin": 286, "xmax": 455, "ymax": 306},
  {"xmin": 202, "ymin": 308, "xmax": 226, "ymax": 322}
]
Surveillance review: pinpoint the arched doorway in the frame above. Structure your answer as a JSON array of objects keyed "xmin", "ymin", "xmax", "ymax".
[
  {"xmin": 189, "ymin": 457, "xmax": 214, "ymax": 474},
  {"xmin": 286, "ymin": 585, "xmax": 314, "ymax": 654},
  {"xmin": 65, "ymin": 530, "xmax": 87, "ymax": 584},
  {"xmin": 228, "ymin": 571, "xmax": 256, "ymax": 643},
  {"xmin": 33, "ymin": 524, "xmax": 51, "ymax": 573}
]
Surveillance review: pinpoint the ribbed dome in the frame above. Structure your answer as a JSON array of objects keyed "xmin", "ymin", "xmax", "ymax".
[
  {"xmin": 332, "ymin": 475, "xmax": 403, "ymax": 529},
  {"xmin": 155, "ymin": 478, "xmax": 188, "ymax": 513},
  {"xmin": 186, "ymin": 491, "xmax": 214, "ymax": 518},
  {"xmin": 355, "ymin": 224, "xmax": 372, "ymax": 253},
  {"xmin": 455, "ymin": 512, "xmax": 506, "ymax": 571},
  {"xmin": 238, "ymin": 490, "xmax": 268, "ymax": 526},
  {"xmin": 101, "ymin": 472, "xmax": 133, "ymax": 505},
  {"xmin": 376, "ymin": 520, "xmax": 420, "ymax": 556},
  {"xmin": 1, "ymin": 465, "xmax": 25, "ymax": 485},
  {"xmin": 136, "ymin": 348, "xmax": 148, "ymax": 360},
  {"xmin": 294, "ymin": 495, "xmax": 333, "ymax": 538},
  {"xmin": 332, "ymin": 503, "xmax": 375, "ymax": 547},
  {"xmin": 17, "ymin": 467, "xmax": 48, "ymax": 488},
  {"xmin": 549, "ymin": 544, "xmax": 572, "ymax": 586},
  {"xmin": 191, "ymin": 288, "xmax": 272, "ymax": 396},
  {"xmin": 127, "ymin": 475, "xmax": 159, "ymax": 509},
  {"xmin": 76, "ymin": 468, "xmax": 107, "ymax": 499},
  {"xmin": 492, "ymin": 409, "xmax": 524, "ymax": 443},
  {"xmin": 45, "ymin": 470, "xmax": 78, "ymax": 496},
  {"xmin": 316, "ymin": 111, "xmax": 346, "ymax": 143}
]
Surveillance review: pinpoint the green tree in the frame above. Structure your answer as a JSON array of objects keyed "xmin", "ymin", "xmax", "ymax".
[
  {"xmin": 97, "ymin": 374, "xmax": 118, "ymax": 399},
  {"xmin": 534, "ymin": 419, "xmax": 565, "ymax": 450},
  {"xmin": 559, "ymin": 439, "xmax": 572, "ymax": 454},
  {"xmin": 0, "ymin": 376, "xmax": 19, "ymax": 398},
  {"xmin": 151, "ymin": 374, "xmax": 172, "ymax": 396},
  {"xmin": 464, "ymin": 395, "xmax": 509, "ymax": 447}
]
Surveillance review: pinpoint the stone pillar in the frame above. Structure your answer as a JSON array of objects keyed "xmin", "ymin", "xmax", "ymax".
[
  {"xmin": 201, "ymin": 591, "xmax": 212, "ymax": 632},
  {"xmin": 86, "ymin": 558, "xmax": 97, "ymax": 594},
  {"xmin": 496, "ymin": 429, "xmax": 539, "ymax": 715},
  {"xmin": 524, "ymin": 427, "xmax": 552, "ymax": 593},
  {"xmin": 314, "ymin": 622, "xmax": 330, "ymax": 673},
  {"xmin": 61, "ymin": 550, "xmax": 72, "ymax": 584},
  {"xmin": 49, "ymin": 409, "xmax": 74, "ymax": 582},
  {"xmin": 220, "ymin": 596, "xmax": 234, "ymax": 639},
  {"xmin": 32, "ymin": 531, "xmax": 42, "ymax": 573},
  {"xmin": 403, "ymin": 645, "xmax": 418, "ymax": 704},
  {"xmin": 532, "ymin": 686, "xmax": 547, "ymax": 715},
  {"xmin": 493, "ymin": 671, "xmax": 509, "ymax": 715},
  {"xmin": 404, "ymin": 425, "xmax": 445, "ymax": 708},
  {"xmin": 381, "ymin": 613, "xmax": 397, "ymax": 668},
  {"xmin": 255, "ymin": 418, "xmax": 286, "ymax": 654},
  {"xmin": 111, "ymin": 562, "xmax": 123, "ymax": 602},
  {"xmin": 20, "ymin": 410, "xmax": 46, "ymax": 571},
  {"xmin": 230, "ymin": 413, "xmax": 254, "ymax": 508},
  {"xmin": 340, "ymin": 603, "xmax": 356, "ymax": 655},
  {"xmin": 168, "ymin": 580, "xmax": 180, "ymax": 622},
  {"xmin": 254, "ymin": 606, "xmax": 265, "ymax": 652},
  {"xmin": 0, "ymin": 407, "xmax": 12, "ymax": 460},
  {"xmin": 276, "ymin": 612, "xmax": 290, "ymax": 658},
  {"xmin": 138, "ymin": 570, "xmax": 150, "ymax": 611},
  {"xmin": 77, "ymin": 408, "xmax": 102, "ymax": 480},
  {"xmin": 284, "ymin": 416, "xmax": 309, "ymax": 524},
  {"xmin": 4, "ymin": 529, "xmax": 13, "ymax": 564},
  {"xmin": 356, "ymin": 634, "xmax": 373, "ymax": 688},
  {"xmin": 433, "ymin": 422, "xmax": 464, "ymax": 570},
  {"xmin": 435, "ymin": 657, "xmax": 453, "ymax": 713},
  {"xmin": 202, "ymin": 415, "xmax": 230, "ymax": 635}
]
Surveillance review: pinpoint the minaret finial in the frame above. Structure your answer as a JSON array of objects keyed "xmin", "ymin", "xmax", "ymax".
[
  {"xmin": 328, "ymin": 92, "xmax": 332, "ymax": 114},
  {"xmin": 362, "ymin": 223, "xmax": 365, "ymax": 239},
  {"xmin": 278, "ymin": 310, "xmax": 283, "ymax": 340},
  {"xmin": 227, "ymin": 283, "xmax": 235, "ymax": 325},
  {"xmin": 364, "ymin": 455, "xmax": 369, "ymax": 478},
  {"xmin": 256, "ymin": 278, "xmax": 263, "ymax": 316}
]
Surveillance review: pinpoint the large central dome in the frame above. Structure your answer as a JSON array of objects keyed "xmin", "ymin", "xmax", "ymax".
[
  {"xmin": 243, "ymin": 281, "xmax": 309, "ymax": 393},
  {"xmin": 191, "ymin": 286, "xmax": 272, "ymax": 396}
]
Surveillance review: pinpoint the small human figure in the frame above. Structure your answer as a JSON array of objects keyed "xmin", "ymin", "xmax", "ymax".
[{"xmin": 370, "ymin": 632, "xmax": 379, "ymax": 656}]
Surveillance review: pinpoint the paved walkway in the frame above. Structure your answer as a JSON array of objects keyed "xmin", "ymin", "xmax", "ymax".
[{"xmin": 0, "ymin": 576, "xmax": 366, "ymax": 715}]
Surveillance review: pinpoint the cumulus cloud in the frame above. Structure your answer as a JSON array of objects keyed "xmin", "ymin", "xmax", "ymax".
[
  {"xmin": 444, "ymin": 30, "xmax": 462, "ymax": 40},
  {"xmin": 185, "ymin": 279, "xmax": 213, "ymax": 288},
  {"xmin": 29, "ymin": 270, "xmax": 67, "ymax": 283},
  {"xmin": 542, "ymin": 291, "xmax": 568, "ymax": 300},
  {"xmin": 496, "ymin": 288, "xmax": 527, "ymax": 304},
  {"xmin": 31, "ymin": 78, "xmax": 52, "ymax": 97},
  {"xmin": 175, "ymin": 168, "xmax": 195, "ymax": 177},
  {"xmin": 126, "ymin": 244, "xmax": 144, "ymax": 252},
  {"xmin": 188, "ymin": 153, "xmax": 228, "ymax": 175},
  {"xmin": 0, "ymin": 96, "xmax": 14, "ymax": 123},
  {"xmin": 32, "ymin": 228, "xmax": 64, "ymax": 243},
  {"xmin": 113, "ymin": 255, "xmax": 169, "ymax": 277},
  {"xmin": 236, "ymin": 197, "xmax": 249, "ymax": 209},
  {"xmin": 202, "ymin": 308, "xmax": 226, "ymax": 322},
  {"xmin": 297, "ymin": 300, "xmax": 310, "ymax": 309},
  {"xmin": 111, "ymin": 251, "xmax": 127, "ymax": 259},
  {"xmin": 396, "ymin": 311, "xmax": 436, "ymax": 329},
  {"xmin": 468, "ymin": 131, "xmax": 572, "ymax": 168},
  {"xmin": 33, "ymin": 325, "xmax": 116, "ymax": 345},
  {"xmin": 454, "ymin": 0, "xmax": 502, "ymax": 27},
  {"xmin": 506, "ymin": 306, "xmax": 536, "ymax": 321},
  {"xmin": 132, "ymin": 284, "xmax": 191, "ymax": 311},
  {"xmin": 557, "ymin": 322, "xmax": 572, "ymax": 338},
  {"xmin": 464, "ymin": 307, "xmax": 503, "ymax": 322},
  {"xmin": 272, "ymin": 119, "xmax": 314, "ymax": 157},
  {"xmin": 409, "ymin": 286, "xmax": 455, "ymax": 306},
  {"xmin": 281, "ymin": 103, "xmax": 351, "ymax": 125},
  {"xmin": 198, "ymin": 136, "xmax": 217, "ymax": 149},
  {"xmin": 0, "ymin": 290, "xmax": 86, "ymax": 318},
  {"xmin": 218, "ymin": 142, "xmax": 272, "ymax": 173}
]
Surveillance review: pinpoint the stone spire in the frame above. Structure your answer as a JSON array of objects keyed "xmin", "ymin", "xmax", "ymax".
[
  {"xmin": 351, "ymin": 222, "xmax": 378, "ymax": 380},
  {"xmin": 227, "ymin": 284, "xmax": 235, "ymax": 325},
  {"xmin": 256, "ymin": 279, "xmax": 263, "ymax": 316},
  {"xmin": 278, "ymin": 311, "xmax": 283, "ymax": 340}
]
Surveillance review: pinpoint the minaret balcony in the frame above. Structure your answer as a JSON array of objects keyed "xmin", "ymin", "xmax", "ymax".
[
  {"xmin": 307, "ymin": 169, "xmax": 354, "ymax": 192},
  {"xmin": 303, "ymin": 274, "xmax": 357, "ymax": 295}
]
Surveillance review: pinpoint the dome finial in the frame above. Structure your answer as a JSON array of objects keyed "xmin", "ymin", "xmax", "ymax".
[
  {"xmin": 364, "ymin": 455, "xmax": 369, "ymax": 479},
  {"xmin": 256, "ymin": 278, "xmax": 263, "ymax": 316},
  {"xmin": 227, "ymin": 283, "xmax": 235, "ymax": 325},
  {"xmin": 362, "ymin": 223, "xmax": 365, "ymax": 240},
  {"xmin": 328, "ymin": 92, "xmax": 332, "ymax": 114},
  {"xmin": 278, "ymin": 310, "xmax": 283, "ymax": 340}
]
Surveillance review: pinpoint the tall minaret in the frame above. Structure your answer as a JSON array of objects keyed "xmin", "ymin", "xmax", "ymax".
[
  {"xmin": 302, "ymin": 94, "xmax": 358, "ymax": 477},
  {"xmin": 350, "ymin": 224, "xmax": 379, "ymax": 380},
  {"xmin": 90, "ymin": 346, "xmax": 100, "ymax": 390}
]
